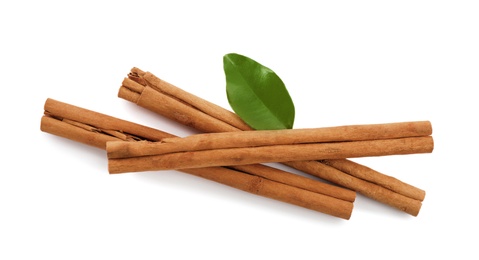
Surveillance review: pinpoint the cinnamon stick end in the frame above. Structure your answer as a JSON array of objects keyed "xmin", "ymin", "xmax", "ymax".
[
  {"xmin": 107, "ymin": 159, "xmax": 125, "ymax": 174},
  {"xmin": 403, "ymin": 200, "xmax": 422, "ymax": 217},
  {"xmin": 418, "ymin": 190, "xmax": 426, "ymax": 202},
  {"xmin": 118, "ymin": 86, "xmax": 140, "ymax": 103}
]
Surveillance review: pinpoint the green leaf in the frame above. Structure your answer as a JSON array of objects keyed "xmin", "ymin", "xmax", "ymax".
[{"xmin": 223, "ymin": 53, "xmax": 295, "ymax": 130}]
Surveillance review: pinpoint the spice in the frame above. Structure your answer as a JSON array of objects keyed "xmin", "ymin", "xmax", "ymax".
[
  {"xmin": 107, "ymin": 136, "xmax": 433, "ymax": 172},
  {"xmin": 41, "ymin": 98, "xmax": 355, "ymax": 219},
  {"xmin": 118, "ymin": 68, "xmax": 430, "ymax": 216}
]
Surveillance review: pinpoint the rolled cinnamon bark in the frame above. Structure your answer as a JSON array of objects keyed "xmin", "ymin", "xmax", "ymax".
[
  {"xmin": 43, "ymin": 98, "xmax": 169, "ymax": 147},
  {"xmin": 107, "ymin": 136, "xmax": 433, "ymax": 172},
  {"xmin": 107, "ymin": 121, "xmax": 432, "ymax": 159},
  {"xmin": 128, "ymin": 67, "xmax": 252, "ymax": 131},
  {"xmin": 118, "ymin": 68, "xmax": 429, "ymax": 216},
  {"xmin": 41, "ymin": 98, "xmax": 355, "ymax": 219},
  {"xmin": 320, "ymin": 159, "xmax": 426, "ymax": 201},
  {"xmin": 120, "ymin": 77, "xmax": 242, "ymax": 133},
  {"xmin": 285, "ymin": 160, "xmax": 423, "ymax": 216}
]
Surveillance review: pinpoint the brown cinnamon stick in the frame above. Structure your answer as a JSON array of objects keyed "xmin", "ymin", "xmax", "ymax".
[
  {"xmin": 42, "ymin": 98, "xmax": 168, "ymax": 148},
  {"xmin": 127, "ymin": 67, "xmax": 252, "ymax": 131},
  {"xmin": 118, "ymin": 68, "xmax": 429, "ymax": 216},
  {"xmin": 285, "ymin": 160, "xmax": 423, "ymax": 216},
  {"xmin": 119, "ymin": 75, "xmax": 243, "ymax": 133},
  {"xmin": 40, "ymin": 98, "xmax": 355, "ymax": 219},
  {"xmin": 107, "ymin": 121, "xmax": 432, "ymax": 158},
  {"xmin": 320, "ymin": 159, "xmax": 425, "ymax": 201},
  {"xmin": 107, "ymin": 136, "xmax": 433, "ymax": 172}
]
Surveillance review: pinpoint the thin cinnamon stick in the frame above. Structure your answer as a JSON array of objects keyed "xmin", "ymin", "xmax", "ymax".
[
  {"xmin": 107, "ymin": 136, "xmax": 433, "ymax": 172},
  {"xmin": 119, "ymin": 68, "xmax": 428, "ymax": 216},
  {"xmin": 285, "ymin": 160, "xmax": 423, "ymax": 216},
  {"xmin": 128, "ymin": 67, "xmax": 252, "ymax": 131},
  {"xmin": 107, "ymin": 121, "xmax": 432, "ymax": 159},
  {"xmin": 120, "ymin": 76, "xmax": 242, "ymax": 133},
  {"xmin": 41, "ymin": 98, "xmax": 355, "ymax": 219},
  {"xmin": 321, "ymin": 159, "xmax": 425, "ymax": 201}
]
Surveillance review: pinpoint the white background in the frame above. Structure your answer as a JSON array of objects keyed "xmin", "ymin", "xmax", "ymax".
[{"xmin": 1, "ymin": 1, "xmax": 478, "ymax": 259}]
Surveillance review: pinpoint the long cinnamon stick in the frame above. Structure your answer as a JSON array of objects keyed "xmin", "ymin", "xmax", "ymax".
[
  {"xmin": 40, "ymin": 98, "xmax": 355, "ymax": 219},
  {"xmin": 107, "ymin": 136, "xmax": 433, "ymax": 172},
  {"xmin": 119, "ymin": 68, "xmax": 429, "ymax": 216},
  {"xmin": 107, "ymin": 121, "xmax": 432, "ymax": 158}
]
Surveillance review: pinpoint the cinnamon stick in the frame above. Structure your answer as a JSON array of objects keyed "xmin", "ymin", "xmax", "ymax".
[
  {"xmin": 118, "ymin": 68, "xmax": 429, "ymax": 216},
  {"xmin": 41, "ymin": 98, "xmax": 355, "ymax": 219},
  {"xmin": 107, "ymin": 121, "xmax": 432, "ymax": 158},
  {"xmin": 285, "ymin": 160, "xmax": 423, "ymax": 216},
  {"xmin": 127, "ymin": 67, "xmax": 252, "ymax": 132},
  {"xmin": 107, "ymin": 136, "xmax": 433, "ymax": 172},
  {"xmin": 321, "ymin": 159, "xmax": 425, "ymax": 201}
]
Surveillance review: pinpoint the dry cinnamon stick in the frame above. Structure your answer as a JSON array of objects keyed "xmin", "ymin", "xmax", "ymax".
[
  {"xmin": 40, "ymin": 98, "xmax": 355, "ymax": 219},
  {"xmin": 118, "ymin": 68, "xmax": 429, "ymax": 216},
  {"xmin": 285, "ymin": 160, "xmax": 423, "ymax": 216},
  {"xmin": 107, "ymin": 136, "xmax": 433, "ymax": 172},
  {"xmin": 320, "ymin": 159, "xmax": 425, "ymax": 201},
  {"xmin": 107, "ymin": 121, "xmax": 432, "ymax": 158}
]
